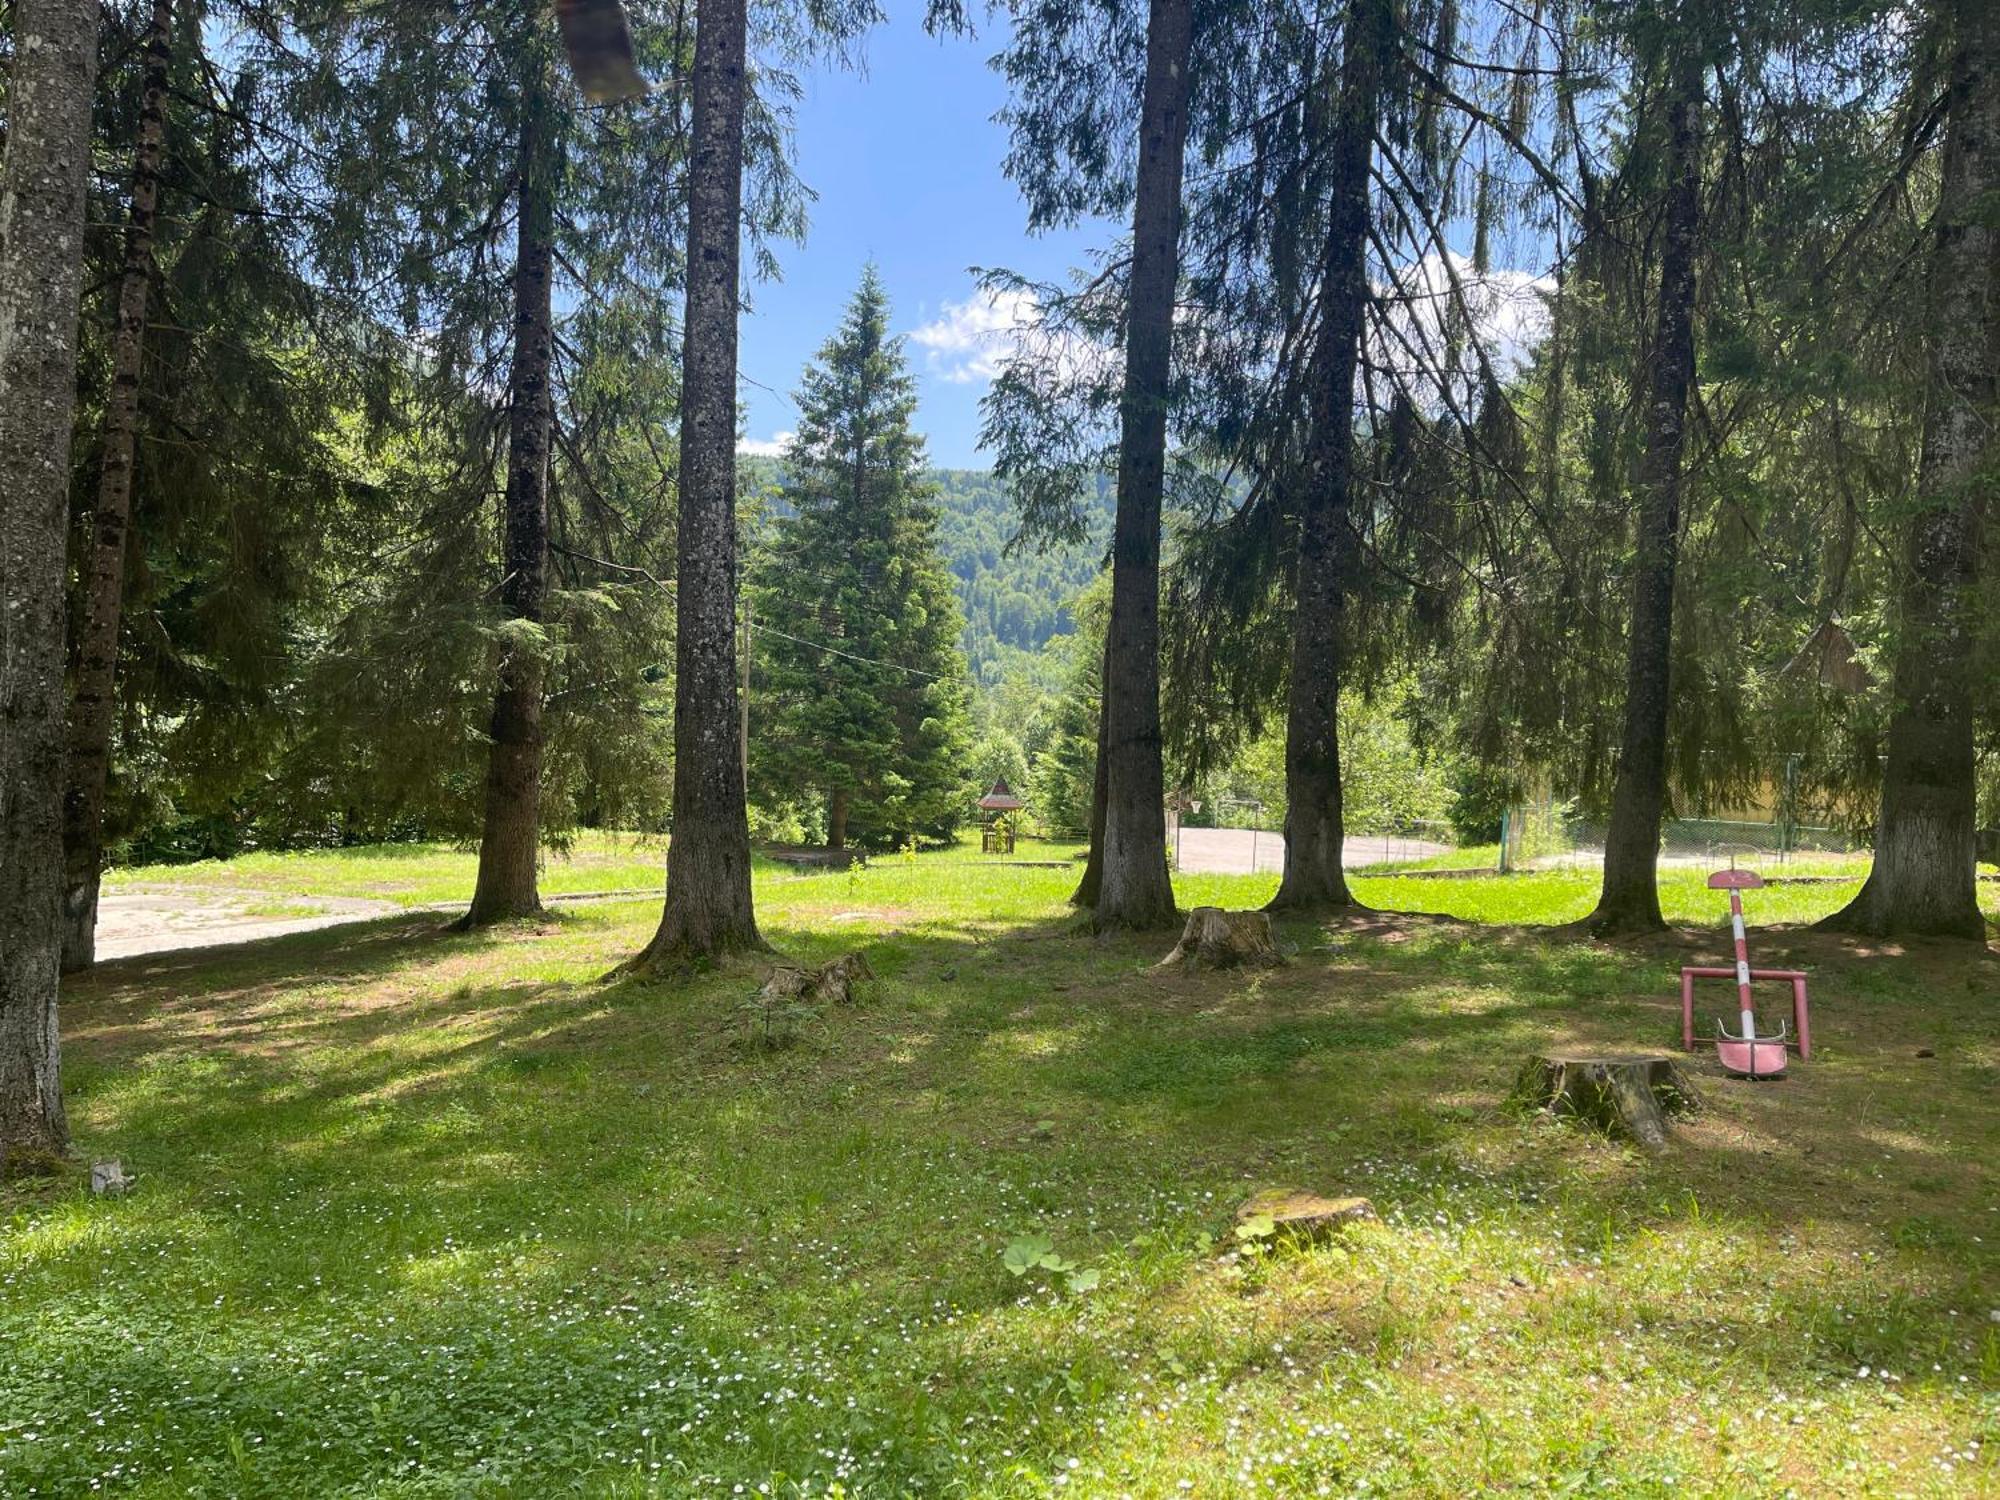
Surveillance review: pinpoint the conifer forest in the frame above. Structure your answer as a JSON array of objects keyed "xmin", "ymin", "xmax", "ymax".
[{"xmin": 0, "ymin": 0, "xmax": 1995, "ymax": 1494}]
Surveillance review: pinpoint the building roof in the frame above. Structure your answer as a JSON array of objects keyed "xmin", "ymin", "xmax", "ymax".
[{"xmin": 977, "ymin": 776, "xmax": 1024, "ymax": 812}]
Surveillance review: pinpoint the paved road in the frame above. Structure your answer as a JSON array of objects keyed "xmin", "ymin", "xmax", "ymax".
[
  {"xmin": 1172, "ymin": 826, "xmax": 1449, "ymax": 876},
  {"xmin": 92, "ymin": 885, "xmax": 665, "ymax": 961},
  {"xmin": 93, "ymin": 887, "xmax": 404, "ymax": 961}
]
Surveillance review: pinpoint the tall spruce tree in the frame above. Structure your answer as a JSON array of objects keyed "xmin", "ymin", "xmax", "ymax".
[
  {"xmin": 988, "ymin": 0, "xmax": 1567, "ymax": 918},
  {"xmin": 59, "ymin": 0, "xmax": 171, "ymax": 972},
  {"xmin": 1823, "ymin": 0, "xmax": 1996, "ymax": 940},
  {"xmin": 1, "ymin": 0, "xmax": 100, "ymax": 1156},
  {"xmin": 1585, "ymin": 27, "xmax": 1706, "ymax": 936},
  {"xmin": 1266, "ymin": 0, "xmax": 1393, "ymax": 912},
  {"xmin": 631, "ymin": 0, "xmax": 762, "ymax": 965},
  {"xmin": 1442, "ymin": 0, "xmax": 1931, "ymax": 934},
  {"xmin": 748, "ymin": 271, "xmax": 973, "ymax": 850},
  {"xmin": 255, "ymin": 0, "xmax": 751, "ymax": 928},
  {"xmin": 1092, "ymin": 0, "xmax": 1193, "ymax": 929}
]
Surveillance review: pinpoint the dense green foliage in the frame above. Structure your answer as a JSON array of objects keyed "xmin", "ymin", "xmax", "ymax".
[
  {"xmin": 935, "ymin": 468, "xmax": 1113, "ymax": 684},
  {"xmin": 748, "ymin": 273, "xmax": 975, "ymax": 848},
  {"xmin": 743, "ymin": 455, "xmax": 1113, "ymax": 686}
]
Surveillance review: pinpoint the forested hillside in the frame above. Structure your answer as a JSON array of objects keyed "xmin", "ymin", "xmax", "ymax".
[
  {"xmin": 933, "ymin": 469, "xmax": 1113, "ymax": 682},
  {"xmin": 744, "ymin": 457, "xmax": 1113, "ymax": 682}
]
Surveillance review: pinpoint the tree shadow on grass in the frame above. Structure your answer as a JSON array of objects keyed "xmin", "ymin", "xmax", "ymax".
[{"xmin": 13, "ymin": 897, "xmax": 1997, "ymax": 1493}]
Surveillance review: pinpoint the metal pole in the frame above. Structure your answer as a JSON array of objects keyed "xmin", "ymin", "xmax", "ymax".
[{"xmin": 1729, "ymin": 883, "xmax": 1758, "ymax": 1069}]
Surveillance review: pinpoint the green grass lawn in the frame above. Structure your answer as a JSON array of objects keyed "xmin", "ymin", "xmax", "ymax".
[
  {"xmin": 102, "ymin": 830, "xmax": 673, "ymax": 908},
  {"xmin": 8, "ymin": 847, "xmax": 1997, "ymax": 1496}
]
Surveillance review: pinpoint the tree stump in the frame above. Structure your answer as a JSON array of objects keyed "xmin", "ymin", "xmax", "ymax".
[
  {"xmin": 1235, "ymin": 1188, "xmax": 1377, "ymax": 1247},
  {"xmin": 1512, "ymin": 1053, "xmax": 1701, "ymax": 1150},
  {"xmin": 89, "ymin": 1159, "xmax": 132, "ymax": 1196},
  {"xmin": 1155, "ymin": 907, "xmax": 1283, "ymax": 972},
  {"xmin": 755, "ymin": 951, "xmax": 874, "ymax": 1008}
]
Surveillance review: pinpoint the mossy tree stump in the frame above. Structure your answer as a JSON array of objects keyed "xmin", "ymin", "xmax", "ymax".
[
  {"xmin": 1235, "ymin": 1188, "xmax": 1377, "ymax": 1247},
  {"xmin": 1155, "ymin": 907, "xmax": 1282, "ymax": 972},
  {"xmin": 1512, "ymin": 1053, "xmax": 1701, "ymax": 1150}
]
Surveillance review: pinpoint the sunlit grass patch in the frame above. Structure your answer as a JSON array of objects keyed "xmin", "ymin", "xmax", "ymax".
[{"xmin": 8, "ymin": 847, "xmax": 1996, "ymax": 1495}]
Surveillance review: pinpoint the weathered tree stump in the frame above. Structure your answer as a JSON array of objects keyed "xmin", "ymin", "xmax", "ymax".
[
  {"xmin": 1155, "ymin": 907, "xmax": 1283, "ymax": 972},
  {"xmin": 1512, "ymin": 1053, "xmax": 1701, "ymax": 1150},
  {"xmin": 90, "ymin": 1159, "xmax": 132, "ymax": 1196},
  {"xmin": 755, "ymin": 951, "xmax": 874, "ymax": 1008},
  {"xmin": 1235, "ymin": 1188, "xmax": 1377, "ymax": 1246}
]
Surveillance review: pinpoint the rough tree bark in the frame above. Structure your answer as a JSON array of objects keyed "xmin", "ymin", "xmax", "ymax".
[
  {"xmin": 632, "ymin": 0, "xmax": 763, "ymax": 967},
  {"xmin": 464, "ymin": 75, "xmax": 558, "ymax": 927},
  {"xmin": 753, "ymin": 951, "xmax": 873, "ymax": 1009},
  {"xmin": 1270, "ymin": 0, "xmax": 1388, "ymax": 914},
  {"xmin": 1822, "ymin": 1, "xmax": 1996, "ymax": 942},
  {"xmin": 1093, "ymin": 0, "xmax": 1193, "ymax": 931},
  {"xmin": 1512, "ymin": 1053, "xmax": 1701, "ymax": 1151},
  {"xmin": 1155, "ymin": 906, "xmax": 1282, "ymax": 972},
  {"xmin": 827, "ymin": 788, "xmax": 850, "ymax": 852},
  {"xmin": 58, "ymin": 0, "xmax": 171, "ymax": 974},
  {"xmin": 1588, "ymin": 56, "xmax": 1702, "ymax": 937},
  {"xmin": 0, "ymin": 0, "xmax": 101, "ymax": 1156},
  {"xmin": 1069, "ymin": 633, "xmax": 1110, "ymax": 907}
]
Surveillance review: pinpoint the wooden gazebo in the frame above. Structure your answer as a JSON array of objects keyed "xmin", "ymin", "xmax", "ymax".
[{"xmin": 977, "ymin": 777, "xmax": 1024, "ymax": 854}]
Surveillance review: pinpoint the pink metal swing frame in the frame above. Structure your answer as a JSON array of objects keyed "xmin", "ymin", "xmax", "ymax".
[{"xmin": 1679, "ymin": 866, "xmax": 1812, "ymax": 1075}]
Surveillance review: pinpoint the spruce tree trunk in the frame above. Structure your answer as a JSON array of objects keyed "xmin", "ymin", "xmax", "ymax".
[
  {"xmin": 1269, "ymin": 0, "xmax": 1387, "ymax": 914},
  {"xmin": 0, "ymin": 0, "xmax": 100, "ymax": 1157},
  {"xmin": 464, "ymin": 82, "xmax": 557, "ymax": 927},
  {"xmin": 827, "ymin": 789, "xmax": 849, "ymax": 851},
  {"xmin": 634, "ymin": 0, "xmax": 763, "ymax": 966},
  {"xmin": 60, "ymin": 0, "xmax": 171, "ymax": 974},
  {"xmin": 1823, "ymin": 1, "xmax": 1996, "ymax": 942},
  {"xmin": 1093, "ymin": 0, "xmax": 1192, "ymax": 931},
  {"xmin": 1587, "ymin": 58, "xmax": 1702, "ymax": 938},
  {"xmin": 1069, "ymin": 633, "xmax": 1110, "ymax": 906}
]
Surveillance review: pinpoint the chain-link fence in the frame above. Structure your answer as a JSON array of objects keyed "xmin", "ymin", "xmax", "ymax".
[
  {"xmin": 1169, "ymin": 812, "xmax": 1460, "ymax": 876},
  {"xmin": 1501, "ymin": 761, "xmax": 1874, "ymax": 874}
]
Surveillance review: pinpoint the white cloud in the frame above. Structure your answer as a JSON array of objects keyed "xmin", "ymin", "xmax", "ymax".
[
  {"xmin": 908, "ymin": 287, "xmax": 1040, "ymax": 385},
  {"xmin": 908, "ymin": 283, "xmax": 1123, "ymax": 393},
  {"xmin": 736, "ymin": 430, "xmax": 794, "ymax": 457},
  {"xmin": 1372, "ymin": 251, "xmax": 1553, "ymax": 382}
]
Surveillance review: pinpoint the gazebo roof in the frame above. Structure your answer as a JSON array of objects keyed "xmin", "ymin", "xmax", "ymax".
[{"xmin": 977, "ymin": 776, "xmax": 1024, "ymax": 812}]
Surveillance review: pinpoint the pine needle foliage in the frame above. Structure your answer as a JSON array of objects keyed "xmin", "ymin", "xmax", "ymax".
[{"xmin": 748, "ymin": 271, "xmax": 975, "ymax": 850}]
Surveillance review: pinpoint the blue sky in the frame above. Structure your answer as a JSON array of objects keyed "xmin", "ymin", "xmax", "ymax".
[{"xmin": 736, "ymin": 10, "xmax": 1110, "ymax": 470}]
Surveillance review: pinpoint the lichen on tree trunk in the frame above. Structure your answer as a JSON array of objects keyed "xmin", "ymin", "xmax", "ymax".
[
  {"xmin": 0, "ymin": 0, "xmax": 101, "ymax": 1154},
  {"xmin": 1822, "ymin": 2, "xmax": 1995, "ymax": 943},
  {"xmin": 632, "ymin": 0, "xmax": 763, "ymax": 969}
]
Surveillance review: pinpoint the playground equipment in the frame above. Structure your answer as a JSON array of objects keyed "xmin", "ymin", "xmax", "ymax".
[{"xmin": 1680, "ymin": 864, "xmax": 1812, "ymax": 1078}]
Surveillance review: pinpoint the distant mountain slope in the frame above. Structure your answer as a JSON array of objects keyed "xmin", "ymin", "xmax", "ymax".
[
  {"xmin": 743, "ymin": 456, "xmax": 1113, "ymax": 683},
  {"xmin": 932, "ymin": 469, "xmax": 1113, "ymax": 681}
]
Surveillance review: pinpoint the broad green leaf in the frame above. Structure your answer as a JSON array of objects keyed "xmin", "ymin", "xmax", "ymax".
[{"xmin": 1003, "ymin": 1233, "xmax": 1053, "ymax": 1275}]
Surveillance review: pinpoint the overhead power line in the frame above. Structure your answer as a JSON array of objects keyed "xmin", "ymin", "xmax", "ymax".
[{"xmin": 551, "ymin": 542, "xmax": 948, "ymax": 681}]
